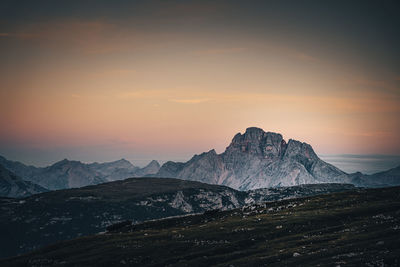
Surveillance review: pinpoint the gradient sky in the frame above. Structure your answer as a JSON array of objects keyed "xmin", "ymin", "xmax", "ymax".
[{"xmin": 0, "ymin": 0, "xmax": 399, "ymax": 167}]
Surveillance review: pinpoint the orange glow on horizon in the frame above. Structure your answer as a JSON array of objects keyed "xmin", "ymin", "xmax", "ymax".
[{"xmin": 1, "ymin": 15, "xmax": 399, "ymax": 165}]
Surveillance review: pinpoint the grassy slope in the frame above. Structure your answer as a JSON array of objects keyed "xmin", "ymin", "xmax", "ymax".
[
  {"xmin": 2, "ymin": 186, "xmax": 400, "ymax": 266},
  {"xmin": 0, "ymin": 178, "xmax": 245, "ymax": 259}
]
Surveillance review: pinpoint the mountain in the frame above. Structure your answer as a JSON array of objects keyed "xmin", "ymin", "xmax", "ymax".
[
  {"xmin": 134, "ymin": 160, "xmax": 161, "ymax": 176},
  {"xmin": 0, "ymin": 177, "xmax": 354, "ymax": 258},
  {"xmin": 3, "ymin": 186, "xmax": 399, "ymax": 266},
  {"xmin": 0, "ymin": 165, "xmax": 47, "ymax": 198},
  {"xmin": 0, "ymin": 155, "xmax": 39, "ymax": 181},
  {"xmin": 0, "ymin": 156, "xmax": 160, "ymax": 190},
  {"xmin": 155, "ymin": 127, "xmax": 400, "ymax": 190}
]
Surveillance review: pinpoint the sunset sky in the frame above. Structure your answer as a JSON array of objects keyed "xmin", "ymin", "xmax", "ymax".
[{"xmin": 1, "ymin": 1, "xmax": 399, "ymax": 166}]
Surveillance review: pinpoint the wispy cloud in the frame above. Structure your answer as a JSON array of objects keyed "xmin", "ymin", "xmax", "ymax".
[
  {"xmin": 292, "ymin": 52, "xmax": 318, "ymax": 63},
  {"xmin": 194, "ymin": 47, "xmax": 246, "ymax": 55},
  {"xmin": 0, "ymin": 32, "xmax": 38, "ymax": 39},
  {"xmin": 1, "ymin": 20, "xmax": 135, "ymax": 54},
  {"xmin": 117, "ymin": 90, "xmax": 166, "ymax": 99},
  {"xmin": 349, "ymin": 132, "xmax": 394, "ymax": 137},
  {"xmin": 342, "ymin": 77, "xmax": 400, "ymax": 95},
  {"xmin": 118, "ymin": 90, "xmax": 211, "ymax": 104},
  {"xmin": 168, "ymin": 98, "xmax": 211, "ymax": 104}
]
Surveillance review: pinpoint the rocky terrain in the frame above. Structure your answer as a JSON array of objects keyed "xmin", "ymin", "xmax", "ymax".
[
  {"xmin": 1, "ymin": 127, "xmax": 398, "ymax": 192},
  {"xmin": 155, "ymin": 127, "xmax": 400, "ymax": 190},
  {"xmin": 3, "ymin": 186, "xmax": 399, "ymax": 266},
  {"xmin": 0, "ymin": 156, "xmax": 160, "ymax": 190},
  {"xmin": 0, "ymin": 178, "xmax": 354, "ymax": 259},
  {"xmin": 0, "ymin": 165, "xmax": 47, "ymax": 198}
]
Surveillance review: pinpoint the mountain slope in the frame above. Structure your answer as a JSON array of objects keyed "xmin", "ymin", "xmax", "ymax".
[
  {"xmin": 155, "ymin": 127, "xmax": 400, "ymax": 190},
  {"xmin": 0, "ymin": 177, "xmax": 354, "ymax": 259},
  {"xmin": 156, "ymin": 127, "xmax": 349, "ymax": 190},
  {"xmin": 0, "ymin": 165, "xmax": 47, "ymax": 198},
  {"xmin": 0, "ymin": 178, "xmax": 245, "ymax": 258},
  {"xmin": 0, "ymin": 156, "xmax": 160, "ymax": 190},
  {"xmin": 357, "ymin": 165, "xmax": 400, "ymax": 187},
  {"xmin": 3, "ymin": 186, "xmax": 399, "ymax": 266}
]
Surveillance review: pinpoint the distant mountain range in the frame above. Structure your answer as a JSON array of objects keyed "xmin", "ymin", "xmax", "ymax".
[
  {"xmin": 0, "ymin": 177, "xmax": 355, "ymax": 258},
  {"xmin": 153, "ymin": 127, "xmax": 400, "ymax": 190},
  {"xmin": 0, "ymin": 165, "xmax": 47, "ymax": 198},
  {"xmin": 1, "ymin": 127, "xmax": 399, "ymax": 196},
  {"xmin": 0, "ymin": 155, "xmax": 160, "ymax": 191}
]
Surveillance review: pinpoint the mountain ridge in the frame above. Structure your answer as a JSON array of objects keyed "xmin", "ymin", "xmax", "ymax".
[
  {"xmin": 0, "ymin": 156, "xmax": 161, "ymax": 190},
  {"xmin": 0, "ymin": 164, "xmax": 47, "ymax": 198},
  {"xmin": 154, "ymin": 127, "xmax": 399, "ymax": 190}
]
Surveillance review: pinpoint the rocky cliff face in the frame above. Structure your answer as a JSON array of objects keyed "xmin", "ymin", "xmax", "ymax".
[{"xmin": 155, "ymin": 127, "xmax": 350, "ymax": 190}]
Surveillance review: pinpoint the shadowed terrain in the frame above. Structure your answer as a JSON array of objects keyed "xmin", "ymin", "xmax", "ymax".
[
  {"xmin": 2, "ymin": 186, "xmax": 400, "ymax": 266},
  {"xmin": 0, "ymin": 178, "xmax": 355, "ymax": 259}
]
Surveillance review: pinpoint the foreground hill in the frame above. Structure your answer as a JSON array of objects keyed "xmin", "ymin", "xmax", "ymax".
[
  {"xmin": 0, "ymin": 155, "xmax": 160, "ymax": 190},
  {"xmin": 4, "ymin": 186, "xmax": 400, "ymax": 266},
  {"xmin": 0, "ymin": 178, "xmax": 354, "ymax": 258},
  {"xmin": 154, "ymin": 127, "xmax": 400, "ymax": 190},
  {"xmin": 0, "ymin": 164, "xmax": 47, "ymax": 198}
]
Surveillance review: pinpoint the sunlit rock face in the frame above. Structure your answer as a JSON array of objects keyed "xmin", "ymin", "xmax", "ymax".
[
  {"xmin": 224, "ymin": 127, "xmax": 286, "ymax": 161},
  {"xmin": 156, "ymin": 127, "xmax": 347, "ymax": 190}
]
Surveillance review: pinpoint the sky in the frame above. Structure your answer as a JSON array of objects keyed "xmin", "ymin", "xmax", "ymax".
[{"xmin": 0, "ymin": 0, "xmax": 399, "ymax": 167}]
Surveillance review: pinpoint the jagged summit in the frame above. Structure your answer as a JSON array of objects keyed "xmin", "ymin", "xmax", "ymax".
[
  {"xmin": 155, "ymin": 127, "xmax": 348, "ymax": 190},
  {"xmin": 136, "ymin": 160, "xmax": 160, "ymax": 176},
  {"xmin": 225, "ymin": 127, "xmax": 287, "ymax": 160},
  {"xmin": 0, "ymin": 156, "xmax": 161, "ymax": 190}
]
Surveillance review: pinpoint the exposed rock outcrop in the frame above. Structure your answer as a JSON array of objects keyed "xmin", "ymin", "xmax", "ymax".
[{"xmin": 155, "ymin": 127, "xmax": 397, "ymax": 190}]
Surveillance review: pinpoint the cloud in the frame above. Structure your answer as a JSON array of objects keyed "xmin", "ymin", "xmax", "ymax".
[
  {"xmin": 117, "ymin": 90, "xmax": 166, "ymax": 99},
  {"xmin": 155, "ymin": 2, "xmax": 222, "ymax": 20},
  {"xmin": 168, "ymin": 98, "xmax": 211, "ymax": 104},
  {"xmin": 342, "ymin": 77, "xmax": 400, "ymax": 95},
  {"xmin": 1, "ymin": 19, "xmax": 134, "ymax": 54},
  {"xmin": 118, "ymin": 90, "xmax": 211, "ymax": 104},
  {"xmin": 292, "ymin": 52, "xmax": 318, "ymax": 63},
  {"xmin": 342, "ymin": 131, "xmax": 394, "ymax": 138},
  {"xmin": 194, "ymin": 47, "xmax": 246, "ymax": 55},
  {"xmin": 89, "ymin": 68, "xmax": 137, "ymax": 78},
  {"xmin": 0, "ymin": 32, "xmax": 38, "ymax": 39}
]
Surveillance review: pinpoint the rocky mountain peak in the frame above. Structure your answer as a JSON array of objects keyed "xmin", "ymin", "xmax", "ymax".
[
  {"xmin": 107, "ymin": 158, "xmax": 134, "ymax": 168},
  {"xmin": 141, "ymin": 160, "xmax": 161, "ymax": 175},
  {"xmin": 147, "ymin": 160, "xmax": 160, "ymax": 167},
  {"xmin": 284, "ymin": 139, "xmax": 318, "ymax": 160},
  {"xmin": 154, "ymin": 127, "xmax": 358, "ymax": 190},
  {"xmin": 226, "ymin": 127, "xmax": 286, "ymax": 159},
  {"xmin": 51, "ymin": 159, "xmax": 79, "ymax": 169}
]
